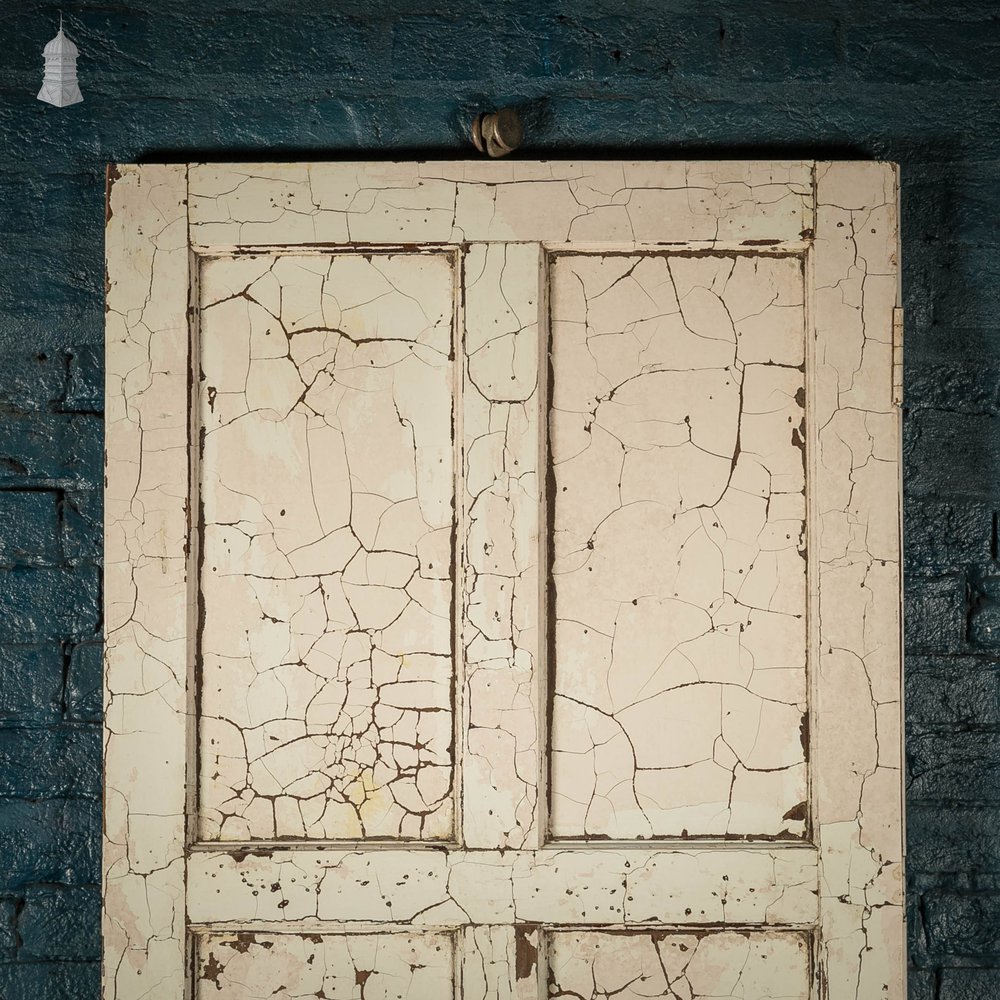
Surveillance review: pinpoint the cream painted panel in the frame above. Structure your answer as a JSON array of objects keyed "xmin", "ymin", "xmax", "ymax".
[
  {"xmin": 548, "ymin": 252, "xmax": 808, "ymax": 841},
  {"xmin": 187, "ymin": 161, "xmax": 813, "ymax": 247},
  {"xmin": 197, "ymin": 252, "xmax": 457, "ymax": 841},
  {"xmin": 546, "ymin": 929, "xmax": 811, "ymax": 1000},
  {"xmin": 186, "ymin": 847, "xmax": 819, "ymax": 926},
  {"xmin": 196, "ymin": 931, "xmax": 454, "ymax": 998}
]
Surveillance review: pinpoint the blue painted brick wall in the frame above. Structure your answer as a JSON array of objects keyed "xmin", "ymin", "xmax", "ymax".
[{"xmin": 0, "ymin": 1, "xmax": 998, "ymax": 996}]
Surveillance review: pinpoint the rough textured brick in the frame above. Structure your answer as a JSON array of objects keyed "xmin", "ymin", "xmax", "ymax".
[
  {"xmin": 908, "ymin": 968, "xmax": 935, "ymax": 1000},
  {"xmin": 0, "ymin": 490, "xmax": 60, "ymax": 567},
  {"xmin": 969, "ymin": 577, "xmax": 1000, "ymax": 648},
  {"xmin": 904, "ymin": 499, "xmax": 994, "ymax": 575},
  {"xmin": 928, "ymin": 250, "xmax": 1000, "ymax": 330},
  {"xmin": 65, "ymin": 642, "xmax": 101, "ymax": 724},
  {"xmin": 903, "ymin": 323, "xmax": 1000, "ymax": 375},
  {"xmin": 907, "ymin": 363, "xmax": 1000, "ymax": 417},
  {"xmin": 0, "ymin": 799, "xmax": 99, "ymax": 888},
  {"xmin": 508, "ymin": 14, "xmax": 727, "ymax": 82},
  {"xmin": 0, "ymin": 412, "xmax": 101, "ymax": 489},
  {"xmin": 62, "ymin": 346, "xmax": 102, "ymax": 414},
  {"xmin": 17, "ymin": 886, "xmax": 101, "ymax": 962},
  {"xmin": 0, "ymin": 170, "xmax": 95, "ymax": 238},
  {"xmin": 905, "ymin": 163, "xmax": 1000, "ymax": 249},
  {"xmin": 905, "ymin": 576, "xmax": 967, "ymax": 653},
  {"xmin": 940, "ymin": 968, "xmax": 1000, "ymax": 1000},
  {"xmin": 0, "ymin": 349, "xmax": 67, "ymax": 412},
  {"xmin": 0, "ymin": 644, "xmax": 62, "ymax": 725},
  {"xmin": 926, "ymin": 891, "xmax": 1000, "ymax": 958},
  {"xmin": 61, "ymin": 490, "xmax": 101, "ymax": 566},
  {"xmin": 0, "ymin": 727, "xmax": 100, "ymax": 800},
  {"xmin": 717, "ymin": 14, "xmax": 844, "ymax": 81},
  {"xmin": 0, "ymin": 240, "xmax": 102, "ymax": 331},
  {"xmin": 0, "ymin": 896, "xmax": 18, "ymax": 959},
  {"xmin": 904, "ymin": 409, "xmax": 1000, "ymax": 501},
  {"xmin": 906, "ymin": 655, "xmax": 1000, "ymax": 731},
  {"xmin": 0, "ymin": 566, "xmax": 99, "ymax": 642},
  {"xmin": 170, "ymin": 15, "xmax": 376, "ymax": 85},
  {"xmin": 0, "ymin": 962, "xmax": 100, "ymax": 1000},
  {"xmin": 908, "ymin": 889, "xmax": 932, "ymax": 970},
  {"xmin": 848, "ymin": 19, "xmax": 1000, "ymax": 84},
  {"xmin": 909, "ymin": 731, "xmax": 1000, "ymax": 801},
  {"xmin": 909, "ymin": 805, "xmax": 1000, "ymax": 873},
  {"xmin": 390, "ymin": 18, "xmax": 500, "ymax": 81}
]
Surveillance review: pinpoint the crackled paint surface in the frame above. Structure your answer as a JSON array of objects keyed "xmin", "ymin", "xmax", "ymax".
[
  {"xmin": 811, "ymin": 163, "xmax": 904, "ymax": 1000},
  {"xmin": 104, "ymin": 164, "xmax": 190, "ymax": 1000},
  {"xmin": 548, "ymin": 252, "xmax": 808, "ymax": 841},
  {"xmin": 461, "ymin": 242, "xmax": 542, "ymax": 849},
  {"xmin": 197, "ymin": 252, "xmax": 456, "ymax": 842},
  {"xmin": 105, "ymin": 161, "xmax": 903, "ymax": 1000},
  {"xmin": 547, "ymin": 929, "xmax": 811, "ymax": 1000},
  {"xmin": 187, "ymin": 161, "xmax": 814, "ymax": 247},
  {"xmin": 186, "ymin": 846, "xmax": 819, "ymax": 925},
  {"xmin": 196, "ymin": 932, "xmax": 454, "ymax": 998}
]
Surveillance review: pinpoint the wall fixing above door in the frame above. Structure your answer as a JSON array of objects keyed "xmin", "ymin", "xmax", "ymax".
[{"xmin": 471, "ymin": 107, "xmax": 523, "ymax": 156}]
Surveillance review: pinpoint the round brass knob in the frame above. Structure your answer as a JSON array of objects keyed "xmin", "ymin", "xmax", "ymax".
[{"xmin": 471, "ymin": 108, "xmax": 524, "ymax": 158}]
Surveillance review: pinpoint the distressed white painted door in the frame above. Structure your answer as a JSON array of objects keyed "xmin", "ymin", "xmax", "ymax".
[{"xmin": 104, "ymin": 161, "xmax": 904, "ymax": 1000}]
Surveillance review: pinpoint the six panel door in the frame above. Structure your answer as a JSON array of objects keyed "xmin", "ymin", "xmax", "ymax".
[{"xmin": 104, "ymin": 160, "xmax": 904, "ymax": 999}]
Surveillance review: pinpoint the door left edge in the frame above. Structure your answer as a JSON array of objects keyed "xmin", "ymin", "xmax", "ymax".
[{"xmin": 104, "ymin": 163, "xmax": 191, "ymax": 1000}]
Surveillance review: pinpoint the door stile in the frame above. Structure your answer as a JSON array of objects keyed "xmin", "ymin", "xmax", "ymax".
[
  {"xmin": 460, "ymin": 240, "xmax": 545, "ymax": 997},
  {"xmin": 460, "ymin": 242, "xmax": 544, "ymax": 853},
  {"xmin": 460, "ymin": 924, "xmax": 543, "ymax": 1000},
  {"xmin": 104, "ymin": 163, "xmax": 191, "ymax": 1000},
  {"xmin": 811, "ymin": 162, "xmax": 904, "ymax": 1000}
]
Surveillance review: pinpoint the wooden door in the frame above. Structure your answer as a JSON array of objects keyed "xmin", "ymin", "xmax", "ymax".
[{"xmin": 104, "ymin": 160, "xmax": 904, "ymax": 1000}]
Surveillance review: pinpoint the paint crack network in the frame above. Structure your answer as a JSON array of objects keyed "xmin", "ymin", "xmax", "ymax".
[
  {"xmin": 198, "ymin": 931, "xmax": 453, "ymax": 997},
  {"xmin": 546, "ymin": 929, "xmax": 810, "ymax": 1000},
  {"xmin": 197, "ymin": 252, "xmax": 456, "ymax": 841},
  {"xmin": 548, "ymin": 252, "xmax": 809, "ymax": 841}
]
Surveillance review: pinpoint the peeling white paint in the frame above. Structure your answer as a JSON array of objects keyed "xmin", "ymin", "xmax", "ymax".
[
  {"xmin": 547, "ymin": 929, "xmax": 812, "ymax": 1000},
  {"xmin": 812, "ymin": 161, "xmax": 904, "ymax": 1000},
  {"xmin": 197, "ymin": 931, "xmax": 454, "ymax": 998},
  {"xmin": 104, "ymin": 164, "xmax": 190, "ymax": 1000},
  {"xmin": 197, "ymin": 252, "xmax": 456, "ymax": 842},
  {"xmin": 186, "ymin": 846, "xmax": 819, "ymax": 926},
  {"xmin": 105, "ymin": 161, "xmax": 902, "ymax": 1000},
  {"xmin": 187, "ymin": 161, "xmax": 814, "ymax": 247},
  {"xmin": 462, "ymin": 242, "xmax": 542, "ymax": 850},
  {"xmin": 548, "ymin": 252, "xmax": 808, "ymax": 841}
]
